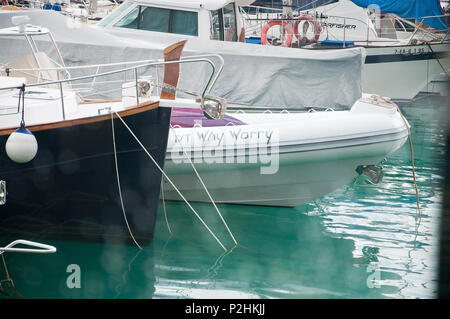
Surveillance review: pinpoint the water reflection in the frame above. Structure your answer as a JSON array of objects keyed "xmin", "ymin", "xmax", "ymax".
[
  {"xmin": 153, "ymin": 200, "xmax": 388, "ymax": 298},
  {"xmin": 6, "ymin": 242, "xmax": 151, "ymax": 298},
  {"xmin": 0, "ymin": 95, "xmax": 446, "ymax": 299},
  {"xmin": 315, "ymin": 94, "xmax": 447, "ymax": 298},
  {"xmin": 0, "ymin": 199, "xmax": 384, "ymax": 298}
]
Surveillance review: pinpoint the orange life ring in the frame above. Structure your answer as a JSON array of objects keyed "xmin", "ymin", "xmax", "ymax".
[
  {"xmin": 294, "ymin": 14, "xmax": 321, "ymax": 44},
  {"xmin": 261, "ymin": 20, "xmax": 294, "ymax": 47}
]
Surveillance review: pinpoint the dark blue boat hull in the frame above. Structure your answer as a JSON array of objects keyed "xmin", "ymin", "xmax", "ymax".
[{"xmin": 0, "ymin": 106, "xmax": 171, "ymax": 246}]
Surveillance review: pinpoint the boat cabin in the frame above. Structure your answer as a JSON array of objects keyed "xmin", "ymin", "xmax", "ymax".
[
  {"xmin": 97, "ymin": 0, "xmax": 253, "ymax": 42},
  {"xmin": 97, "ymin": 0, "xmax": 448, "ymax": 48}
]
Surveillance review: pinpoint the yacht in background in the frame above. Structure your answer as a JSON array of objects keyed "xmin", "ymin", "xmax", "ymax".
[{"xmin": 241, "ymin": 0, "xmax": 450, "ymax": 100}]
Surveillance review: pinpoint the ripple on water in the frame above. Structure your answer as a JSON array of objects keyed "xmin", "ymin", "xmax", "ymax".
[{"xmin": 0, "ymin": 96, "xmax": 446, "ymax": 299}]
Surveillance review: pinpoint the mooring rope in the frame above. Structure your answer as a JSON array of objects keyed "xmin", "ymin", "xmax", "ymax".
[
  {"xmin": 0, "ymin": 254, "xmax": 21, "ymax": 298},
  {"xmin": 160, "ymin": 179, "xmax": 173, "ymax": 236},
  {"xmin": 112, "ymin": 111, "xmax": 228, "ymax": 252},
  {"xmin": 378, "ymin": 97, "xmax": 422, "ymax": 224},
  {"xmin": 396, "ymin": 106, "xmax": 421, "ymax": 223},
  {"xmin": 426, "ymin": 43, "xmax": 449, "ymax": 78},
  {"xmin": 169, "ymin": 126, "xmax": 238, "ymax": 247},
  {"xmin": 0, "ymin": 254, "xmax": 11, "ymax": 284},
  {"xmin": 110, "ymin": 112, "xmax": 143, "ymax": 250}
]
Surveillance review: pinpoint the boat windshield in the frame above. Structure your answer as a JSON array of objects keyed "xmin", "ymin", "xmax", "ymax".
[
  {"xmin": 105, "ymin": 4, "xmax": 198, "ymax": 36},
  {"xmin": 211, "ymin": 3, "xmax": 238, "ymax": 41},
  {"xmin": 97, "ymin": 1, "xmax": 134, "ymax": 27}
]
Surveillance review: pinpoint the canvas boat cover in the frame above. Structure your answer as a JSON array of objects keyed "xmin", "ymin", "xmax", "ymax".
[
  {"xmin": 351, "ymin": 0, "xmax": 447, "ymax": 32},
  {"xmin": 0, "ymin": 10, "xmax": 366, "ymax": 109}
]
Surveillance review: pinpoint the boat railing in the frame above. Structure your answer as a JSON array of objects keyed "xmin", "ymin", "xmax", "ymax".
[
  {"xmin": 1, "ymin": 56, "xmax": 70, "ymax": 85},
  {"xmin": 239, "ymin": 4, "xmax": 449, "ymax": 46},
  {"xmin": 240, "ymin": 8, "xmax": 380, "ymax": 46},
  {"xmin": 239, "ymin": 4, "xmax": 283, "ymax": 37},
  {"xmin": 0, "ymin": 53, "xmax": 225, "ymax": 120},
  {"xmin": 242, "ymin": 0, "xmax": 337, "ymax": 14},
  {"xmin": 0, "ymin": 22, "xmax": 71, "ymax": 84},
  {"xmin": 404, "ymin": 14, "xmax": 450, "ymax": 44},
  {"xmin": 318, "ymin": 13, "xmax": 448, "ymax": 45},
  {"xmin": 310, "ymin": 13, "xmax": 378, "ymax": 45}
]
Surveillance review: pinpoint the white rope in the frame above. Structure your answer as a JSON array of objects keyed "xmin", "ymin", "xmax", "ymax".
[
  {"xmin": 113, "ymin": 111, "xmax": 228, "ymax": 252},
  {"xmin": 160, "ymin": 178, "xmax": 173, "ymax": 236},
  {"xmin": 110, "ymin": 113, "xmax": 143, "ymax": 250},
  {"xmin": 170, "ymin": 126, "xmax": 238, "ymax": 247}
]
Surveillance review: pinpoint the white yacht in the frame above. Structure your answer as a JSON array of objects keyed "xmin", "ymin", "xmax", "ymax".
[{"xmin": 94, "ymin": 0, "xmax": 449, "ymax": 100}]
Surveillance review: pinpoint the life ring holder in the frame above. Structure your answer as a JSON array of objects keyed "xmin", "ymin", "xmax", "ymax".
[
  {"xmin": 261, "ymin": 20, "xmax": 294, "ymax": 47},
  {"xmin": 294, "ymin": 14, "xmax": 321, "ymax": 44}
]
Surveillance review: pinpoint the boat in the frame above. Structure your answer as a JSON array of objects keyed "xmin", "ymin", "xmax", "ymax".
[
  {"xmin": 47, "ymin": 0, "xmax": 119, "ymax": 23},
  {"xmin": 2, "ymin": 1, "xmax": 448, "ymax": 101},
  {"xmin": 0, "ymin": 3, "xmax": 366, "ymax": 110},
  {"xmin": 0, "ymin": 15, "xmax": 409, "ymax": 212},
  {"xmin": 94, "ymin": 0, "xmax": 449, "ymax": 100},
  {"xmin": 241, "ymin": 0, "xmax": 450, "ymax": 100},
  {"xmin": 91, "ymin": 0, "xmax": 449, "ymax": 100},
  {"xmin": 163, "ymin": 95, "xmax": 409, "ymax": 207},
  {"xmin": 0, "ymin": 19, "xmax": 226, "ymax": 245},
  {"xmin": 1, "ymin": 0, "xmax": 118, "ymax": 22}
]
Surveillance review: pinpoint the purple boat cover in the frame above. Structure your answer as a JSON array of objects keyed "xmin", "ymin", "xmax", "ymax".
[{"xmin": 170, "ymin": 107, "xmax": 245, "ymax": 128}]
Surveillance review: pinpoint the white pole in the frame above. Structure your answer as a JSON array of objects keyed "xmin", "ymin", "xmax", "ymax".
[
  {"xmin": 282, "ymin": 0, "xmax": 293, "ymax": 43},
  {"xmin": 89, "ymin": 0, "xmax": 98, "ymax": 15}
]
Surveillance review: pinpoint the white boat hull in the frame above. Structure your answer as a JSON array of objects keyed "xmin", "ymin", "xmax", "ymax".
[
  {"xmin": 362, "ymin": 43, "xmax": 450, "ymax": 100},
  {"xmin": 163, "ymin": 139, "xmax": 406, "ymax": 207},
  {"xmin": 162, "ymin": 97, "xmax": 409, "ymax": 207},
  {"xmin": 419, "ymin": 72, "xmax": 450, "ymax": 96}
]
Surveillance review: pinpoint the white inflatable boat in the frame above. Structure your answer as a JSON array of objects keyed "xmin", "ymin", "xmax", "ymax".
[{"xmin": 162, "ymin": 94, "xmax": 410, "ymax": 207}]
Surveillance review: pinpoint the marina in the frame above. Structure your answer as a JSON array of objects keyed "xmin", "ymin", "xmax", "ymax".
[
  {"xmin": 0, "ymin": 93, "xmax": 447, "ymax": 299},
  {"xmin": 0, "ymin": 0, "xmax": 449, "ymax": 301}
]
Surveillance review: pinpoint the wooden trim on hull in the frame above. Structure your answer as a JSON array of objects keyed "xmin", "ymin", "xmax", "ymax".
[
  {"xmin": 0, "ymin": 100, "xmax": 159, "ymax": 136},
  {"xmin": 160, "ymin": 40, "xmax": 187, "ymax": 100}
]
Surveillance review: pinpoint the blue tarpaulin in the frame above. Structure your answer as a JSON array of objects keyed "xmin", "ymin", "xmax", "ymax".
[{"xmin": 351, "ymin": 0, "xmax": 447, "ymax": 31}]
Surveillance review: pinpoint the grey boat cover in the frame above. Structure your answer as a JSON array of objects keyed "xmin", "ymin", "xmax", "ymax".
[{"xmin": 0, "ymin": 10, "xmax": 366, "ymax": 109}]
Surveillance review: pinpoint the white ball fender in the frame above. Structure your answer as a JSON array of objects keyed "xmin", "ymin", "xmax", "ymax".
[{"xmin": 5, "ymin": 126, "xmax": 38, "ymax": 164}]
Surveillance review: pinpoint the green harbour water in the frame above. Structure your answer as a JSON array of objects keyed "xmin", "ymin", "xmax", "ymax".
[{"xmin": 0, "ymin": 93, "xmax": 448, "ymax": 299}]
